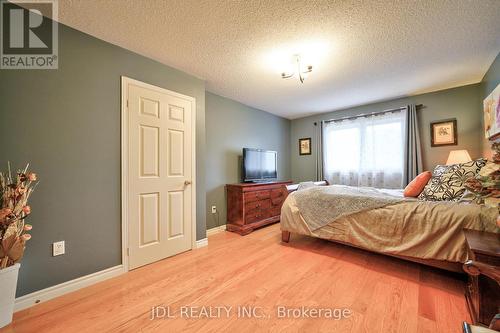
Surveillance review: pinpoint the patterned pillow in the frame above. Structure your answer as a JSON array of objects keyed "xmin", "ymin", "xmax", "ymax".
[{"xmin": 418, "ymin": 158, "xmax": 487, "ymax": 201}]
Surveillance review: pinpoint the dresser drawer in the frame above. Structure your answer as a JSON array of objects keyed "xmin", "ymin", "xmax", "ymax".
[
  {"xmin": 244, "ymin": 190, "xmax": 271, "ymax": 203},
  {"xmin": 246, "ymin": 199, "xmax": 271, "ymax": 212},
  {"xmin": 270, "ymin": 206, "xmax": 281, "ymax": 217},
  {"xmin": 245, "ymin": 210, "xmax": 270, "ymax": 224},
  {"xmin": 270, "ymin": 188, "xmax": 287, "ymax": 205}
]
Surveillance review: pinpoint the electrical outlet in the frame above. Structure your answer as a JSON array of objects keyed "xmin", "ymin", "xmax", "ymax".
[
  {"xmin": 53, "ymin": 241, "xmax": 65, "ymax": 256},
  {"xmin": 211, "ymin": 205, "xmax": 217, "ymax": 214}
]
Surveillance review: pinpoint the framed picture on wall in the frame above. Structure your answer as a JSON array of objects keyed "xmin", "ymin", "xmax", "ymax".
[
  {"xmin": 483, "ymin": 83, "xmax": 500, "ymax": 140},
  {"xmin": 430, "ymin": 119, "xmax": 457, "ymax": 147},
  {"xmin": 299, "ymin": 138, "xmax": 311, "ymax": 155}
]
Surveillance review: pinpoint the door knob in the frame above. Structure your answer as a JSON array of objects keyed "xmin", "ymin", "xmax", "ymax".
[{"xmin": 184, "ymin": 180, "xmax": 192, "ymax": 185}]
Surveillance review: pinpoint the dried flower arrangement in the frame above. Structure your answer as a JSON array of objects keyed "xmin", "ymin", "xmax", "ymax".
[
  {"xmin": 465, "ymin": 142, "xmax": 500, "ymax": 207},
  {"xmin": 0, "ymin": 163, "xmax": 38, "ymax": 269}
]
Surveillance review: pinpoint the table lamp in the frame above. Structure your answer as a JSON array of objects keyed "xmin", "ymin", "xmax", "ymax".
[{"xmin": 446, "ymin": 150, "xmax": 472, "ymax": 165}]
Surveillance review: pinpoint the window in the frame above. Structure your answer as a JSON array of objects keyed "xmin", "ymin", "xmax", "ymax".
[{"xmin": 323, "ymin": 111, "xmax": 405, "ymax": 189}]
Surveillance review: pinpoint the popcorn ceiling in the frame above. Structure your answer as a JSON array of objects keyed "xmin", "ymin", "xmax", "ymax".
[{"xmin": 51, "ymin": 0, "xmax": 500, "ymax": 119}]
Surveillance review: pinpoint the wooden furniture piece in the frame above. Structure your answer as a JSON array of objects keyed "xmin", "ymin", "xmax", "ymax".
[
  {"xmin": 226, "ymin": 181, "xmax": 292, "ymax": 235},
  {"xmin": 282, "ymin": 229, "xmax": 464, "ymax": 272},
  {"xmin": 463, "ymin": 229, "xmax": 500, "ymax": 327}
]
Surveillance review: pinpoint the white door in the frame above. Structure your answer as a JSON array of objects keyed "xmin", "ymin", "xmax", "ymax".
[{"xmin": 125, "ymin": 78, "xmax": 195, "ymax": 270}]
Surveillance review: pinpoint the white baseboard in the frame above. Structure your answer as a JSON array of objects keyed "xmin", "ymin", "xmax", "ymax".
[
  {"xmin": 15, "ymin": 233, "xmax": 214, "ymax": 311},
  {"xmin": 195, "ymin": 238, "xmax": 208, "ymax": 248},
  {"xmin": 15, "ymin": 265, "xmax": 125, "ymax": 312},
  {"xmin": 206, "ymin": 224, "xmax": 226, "ymax": 236},
  {"xmin": 197, "ymin": 225, "xmax": 227, "ymax": 248}
]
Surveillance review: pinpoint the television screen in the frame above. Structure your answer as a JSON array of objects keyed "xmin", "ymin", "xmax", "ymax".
[{"xmin": 243, "ymin": 148, "xmax": 277, "ymax": 182}]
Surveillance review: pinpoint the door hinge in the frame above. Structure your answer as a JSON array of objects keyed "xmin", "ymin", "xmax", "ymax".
[
  {"xmin": 126, "ymin": 100, "xmax": 129, "ymax": 108},
  {"xmin": 127, "ymin": 248, "xmax": 130, "ymax": 256}
]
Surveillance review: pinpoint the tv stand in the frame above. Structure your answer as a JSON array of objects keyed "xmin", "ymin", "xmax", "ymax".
[{"xmin": 226, "ymin": 181, "xmax": 292, "ymax": 235}]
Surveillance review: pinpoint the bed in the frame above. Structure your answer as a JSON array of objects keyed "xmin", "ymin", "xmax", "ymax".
[{"xmin": 280, "ymin": 184, "xmax": 499, "ymax": 273}]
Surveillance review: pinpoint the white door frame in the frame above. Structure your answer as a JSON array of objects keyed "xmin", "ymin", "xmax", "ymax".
[{"xmin": 120, "ymin": 76, "xmax": 197, "ymax": 271}]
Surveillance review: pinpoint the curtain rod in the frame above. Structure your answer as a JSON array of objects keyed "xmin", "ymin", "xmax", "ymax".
[{"xmin": 317, "ymin": 104, "xmax": 424, "ymax": 125}]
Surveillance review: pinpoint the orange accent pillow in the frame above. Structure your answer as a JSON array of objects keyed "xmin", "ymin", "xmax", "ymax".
[{"xmin": 404, "ymin": 171, "xmax": 432, "ymax": 197}]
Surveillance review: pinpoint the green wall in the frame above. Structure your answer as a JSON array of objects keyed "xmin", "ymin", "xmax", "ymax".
[
  {"xmin": 205, "ymin": 92, "xmax": 291, "ymax": 230},
  {"xmin": 480, "ymin": 53, "xmax": 500, "ymax": 157},
  {"xmin": 0, "ymin": 23, "xmax": 206, "ymax": 296},
  {"xmin": 290, "ymin": 84, "xmax": 483, "ymax": 182}
]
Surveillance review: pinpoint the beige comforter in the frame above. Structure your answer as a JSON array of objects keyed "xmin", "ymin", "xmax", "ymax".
[{"xmin": 281, "ymin": 191, "xmax": 499, "ymax": 263}]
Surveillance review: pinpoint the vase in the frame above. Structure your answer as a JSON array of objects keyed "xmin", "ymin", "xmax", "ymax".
[{"xmin": 0, "ymin": 263, "xmax": 20, "ymax": 328}]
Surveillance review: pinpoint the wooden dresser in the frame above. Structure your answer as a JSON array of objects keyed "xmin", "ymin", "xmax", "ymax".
[
  {"xmin": 226, "ymin": 181, "xmax": 292, "ymax": 235},
  {"xmin": 463, "ymin": 229, "xmax": 500, "ymax": 326}
]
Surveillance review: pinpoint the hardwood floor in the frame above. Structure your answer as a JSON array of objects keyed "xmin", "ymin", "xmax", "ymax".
[{"xmin": 3, "ymin": 224, "xmax": 469, "ymax": 333}]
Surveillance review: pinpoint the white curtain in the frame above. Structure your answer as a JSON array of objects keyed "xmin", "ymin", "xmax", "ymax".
[{"xmin": 323, "ymin": 111, "xmax": 405, "ymax": 189}]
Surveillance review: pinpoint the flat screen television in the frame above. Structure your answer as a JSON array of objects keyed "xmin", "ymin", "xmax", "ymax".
[{"xmin": 242, "ymin": 148, "xmax": 278, "ymax": 182}]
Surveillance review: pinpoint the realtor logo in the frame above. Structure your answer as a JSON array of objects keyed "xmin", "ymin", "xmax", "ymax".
[{"xmin": 1, "ymin": 0, "xmax": 58, "ymax": 69}]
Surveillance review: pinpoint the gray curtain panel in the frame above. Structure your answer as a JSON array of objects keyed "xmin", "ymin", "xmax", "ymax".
[
  {"xmin": 315, "ymin": 120, "xmax": 325, "ymax": 181},
  {"xmin": 403, "ymin": 104, "xmax": 423, "ymax": 185}
]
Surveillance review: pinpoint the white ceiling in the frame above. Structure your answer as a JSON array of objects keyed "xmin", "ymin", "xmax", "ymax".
[{"xmin": 54, "ymin": 0, "xmax": 499, "ymax": 119}]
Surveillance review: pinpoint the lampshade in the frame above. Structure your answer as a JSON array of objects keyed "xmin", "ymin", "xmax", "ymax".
[{"xmin": 446, "ymin": 150, "xmax": 472, "ymax": 165}]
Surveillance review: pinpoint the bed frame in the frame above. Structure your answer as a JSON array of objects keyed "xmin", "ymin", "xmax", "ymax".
[
  {"xmin": 283, "ymin": 181, "xmax": 464, "ymax": 274},
  {"xmin": 281, "ymin": 230, "xmax": 463, "ymax": 273}
]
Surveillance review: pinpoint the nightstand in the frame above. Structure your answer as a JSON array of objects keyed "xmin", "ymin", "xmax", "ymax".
[{"xmin": 463, "ymin": 229, "xmax": 500, "ymax": 326}]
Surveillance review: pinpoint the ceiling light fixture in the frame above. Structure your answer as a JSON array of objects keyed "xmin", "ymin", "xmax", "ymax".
[{"xmin": 281, "ymin": 55, "xmax": 313, "ymax": 83}]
